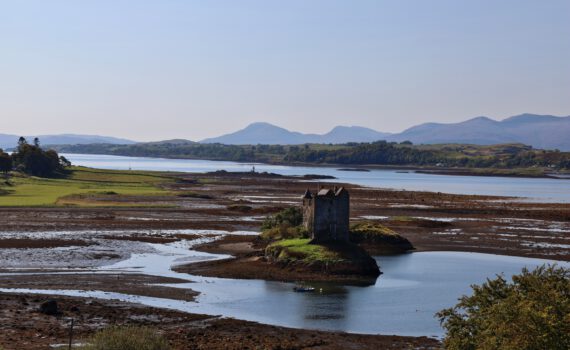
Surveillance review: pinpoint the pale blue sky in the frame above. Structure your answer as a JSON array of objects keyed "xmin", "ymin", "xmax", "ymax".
[{"xmin": 1, "ymin": 0, "xmax": 569, "ymax": 141}]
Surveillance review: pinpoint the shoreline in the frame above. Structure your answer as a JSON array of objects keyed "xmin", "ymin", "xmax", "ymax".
[
  {"xmin": 0, "ymin": 292, "xmax": 440, "ymax": 349},
  {"xmin": 60, "ymin": 151, "xmax": 570, "ymax": 180},
  {"xmin": 174, "ymin": 234, "xmax": 569, "ymax": 284},
  {"xmin": 1, "ymin": 168, "xmax": 569, "ymax": 348}
]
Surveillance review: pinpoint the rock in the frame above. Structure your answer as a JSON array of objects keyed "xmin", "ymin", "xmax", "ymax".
[
  {"xmin": 350, "ymin": 222, "xmax": 414, "ymax": 255},
  {"xmin": 39, "ymin": 299, "xmax": 58, "ymax": 315}
]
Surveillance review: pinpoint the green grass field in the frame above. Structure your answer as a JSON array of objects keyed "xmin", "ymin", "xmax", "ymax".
[{"xmin": 0, "ymin": 167, "xmax": 174, "ymax": 207}]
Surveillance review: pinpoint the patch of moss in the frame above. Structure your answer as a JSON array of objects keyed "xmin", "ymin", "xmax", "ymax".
[
  {"xmin": 350, "ymin": 222, "xmax": 398, "ymax": 238},
  {"xmin": 266, "ymin": 238, "xmax": 344, "ymax": 264},
  {"xmin": 259, "ymin": 225, "xmax": 308, "ymax": 241},
  {"xmin": 350, "ymin": 222, "xmax": 414, "ymax": 254}
]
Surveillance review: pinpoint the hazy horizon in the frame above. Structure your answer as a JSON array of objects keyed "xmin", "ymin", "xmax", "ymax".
[
  {"xmin": 2, "ymin": 1, "xmax": 569, "ymax": 141},
  {"xmin": 2, "ymin": 112, "xmax": 569, "ymax": 143}
]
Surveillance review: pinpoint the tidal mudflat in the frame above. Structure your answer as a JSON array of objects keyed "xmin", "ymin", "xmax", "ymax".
[{"xmin": 1, "ymin": 169, "xmax": 569, "ymax": 349}]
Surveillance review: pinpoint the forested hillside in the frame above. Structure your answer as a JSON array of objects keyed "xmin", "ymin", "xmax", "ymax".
[{"xmin": 56, "ymin": 141, "xmax": 570, "ymax": 171}]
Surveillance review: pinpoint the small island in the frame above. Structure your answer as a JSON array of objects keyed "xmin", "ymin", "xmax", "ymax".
[
  {"xmin": 180, "ymin": 187, "xmax": 415, "ymax": 285},
  {"xmin": 264, "ymin": 187, "xmax": 381, "ymax": 282}
]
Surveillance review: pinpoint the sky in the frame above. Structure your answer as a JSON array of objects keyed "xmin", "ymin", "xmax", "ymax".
[{"xmin": 1, "ymin": 0, "xmax": 569, "ymax": 141}]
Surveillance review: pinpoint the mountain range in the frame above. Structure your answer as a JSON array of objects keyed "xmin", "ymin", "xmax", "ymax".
[
  {"xmin": 386, "ymin": 114, "xmax": 570, "ymax": 150},
  {"xmin": 200, "ymin": 123, "xmax": 391, "ymax": 145},
  {"xmin": 200, "ymin": 114, "xmax": 570, "ymax": 151},
  {"xmin": 2, "ymin": 113, "xmax": 569, "ymax": 151},
  {"xmin": 0, "ymin": 134, "xmax": 136, "ymax": 150}
]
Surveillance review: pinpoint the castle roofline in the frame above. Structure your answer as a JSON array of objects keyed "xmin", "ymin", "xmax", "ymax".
[
  {"xmin": 302, "ymin": 189, "xmax": 313, "ymax": 199},
  {"xmin": 335, "ymin": 186, "xmax": 347, "ymax": 196},
  {"xmin": 317, "ymin": 188, "xmax": 334, "ymax": 196}
]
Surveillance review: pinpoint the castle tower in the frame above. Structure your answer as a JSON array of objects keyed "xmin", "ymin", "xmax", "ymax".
[{"xmin": 301, "ymin": 187, "xmax": 350, "ymax": 243}]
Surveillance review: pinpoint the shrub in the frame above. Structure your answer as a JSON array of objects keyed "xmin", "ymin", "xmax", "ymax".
[
  {"xmin": 81, "ymin": 325, "xmax": 170, "ymax": 350},
  {"xmin": 350, "ymin": 222, "xmax": 398, "ymax": 239},
  {"xmin": 260, "ymin": 224, "xmax": 308, "ymax": 241},
  {"xmin": 437, "ymin": 265, "xmax": 570, "ymax": 350},
  {"xmin": 261, "ymin": 206, "xmax": 303, "ymax": 230}
]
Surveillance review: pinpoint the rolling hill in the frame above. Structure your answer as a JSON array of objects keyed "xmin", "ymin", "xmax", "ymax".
[
  {"xmin": 200, "ymin": 122, "xmax": 391, "ymax": 145},
  {"xmin": 0, "ymin": 134, "xmax": 136, "ymax": 150}
]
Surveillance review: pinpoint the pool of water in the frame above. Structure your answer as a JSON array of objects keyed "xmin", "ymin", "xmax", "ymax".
[
  {"xmin": 63, "ymin": 153, "xmax": 570, "ymax": 202},
  {"xmin": 3, "ymin": 236, "xmax": 567, "ymax": 337}
]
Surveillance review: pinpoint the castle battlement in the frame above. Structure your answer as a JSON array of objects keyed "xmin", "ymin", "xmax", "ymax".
[{"xmin": 302, "ymin": 187, "xmax": 350, "ymax": 242}]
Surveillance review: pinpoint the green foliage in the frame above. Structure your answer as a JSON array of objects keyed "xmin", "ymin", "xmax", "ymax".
[
  {"xmin": 349, "ymin": 222, "xmax": 414, "ymax": 253},
  {"xmin": 260, "ymin": 206, "xmax": 306, "ymax": 241},
  {"xmin": 260, "ymin": 225, "xmax": 308, "ymax": 241},
  {"xmin": 56, "ymin": 141, "xmax": 570, "ymax": 170},
  {"xmin": 0, "ymin": 150, "xmax": 12, "ymax": 174},
  {"xmin": 265, "ymin": 238, "xmax": 343, "ymax": 264},
  {"xmin": 261, "ymin": 206, "xmax": 303, "ymax": 230},
  {"xmin": 350, "ymin": 222, "xmax": 398, "ymax": 238},
  {"xmin": 437, "ymin": 265, "xmax": 570, "ymax": 350},
  {"xmin": 10, "ymin": 137, "xmax": 70, "ymax": 177},
  {"xmin": 80, "ymin": 325, "xmax": 170, "ymax": 350}
]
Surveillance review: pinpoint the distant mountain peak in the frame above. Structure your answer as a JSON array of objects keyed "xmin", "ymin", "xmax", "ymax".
[
  {"xmin": 501, "ymin": 113, "xmax": 569, "ymax": 124},
  {"xmin": 201, "ymin": 122, "xmax": 389, "ymax": 145},
  {"xmin": 0, "ymin": 133, "xmax": 136, "ymax": 149},
  {"xmin": 388, "ymin": 113, "xmax": 570, "ymax": 150},
  {"xmin": 466, "ymin": 116, "xmax": 495, "ymax": 122}
]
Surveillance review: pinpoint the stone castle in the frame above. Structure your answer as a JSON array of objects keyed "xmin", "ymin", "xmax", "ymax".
[{"xmin": 302, "ymin": 187, "xmax": 349, "ymax": 242}]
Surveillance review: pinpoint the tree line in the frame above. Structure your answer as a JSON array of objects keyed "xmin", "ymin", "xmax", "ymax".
[
  {"xmin": 56, "ymin": 141, "xmax": 570, "ymax": 170},
  {"xmin": 0, "ymin": 137, "xmax": 71, "ymax": 177}
]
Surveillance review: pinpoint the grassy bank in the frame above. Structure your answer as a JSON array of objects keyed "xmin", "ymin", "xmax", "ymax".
[
  {"xmin": 265, "ymin": 238, "xmax": 344, "ymax": 264},
  {"xmin": 0, "ymin": 167, "xmax": 173, "ymax": 207}
]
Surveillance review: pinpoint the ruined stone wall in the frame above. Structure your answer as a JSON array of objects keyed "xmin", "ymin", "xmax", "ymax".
[
  {"xmin": 303, "ymin": 188, "xmax": 350, "ymax": 243},
  {"xmin": 302, "ymin": 197, "xmax": 314, "ymax": 232},
  {"xmin": 313, "ymin": 195, "xmax": 335, "ymax": 241},
  {"xmin": 333, "ymin": 190, "xmax": 349, "ymax": 241}
]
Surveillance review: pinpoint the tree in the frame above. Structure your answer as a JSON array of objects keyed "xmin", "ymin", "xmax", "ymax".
[
  {"xmin": 261, "ymin": 206, "xmax": 303, "ymax": 230},
  {"xmin": 0, "ymin": 150, "xmax": 12, "ymax": 174},
  {"xmin": 10, "ymin": 138, "xmax": 70, "ymax": 177},
  {"xmin": 437, "ymin": 265, "xmax": 570, "ymax": 350}
]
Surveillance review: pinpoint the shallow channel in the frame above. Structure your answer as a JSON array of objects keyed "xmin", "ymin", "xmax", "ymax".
[{"xmin": 2, "ymin": 236, "xmax": 568, "ymax": 337}]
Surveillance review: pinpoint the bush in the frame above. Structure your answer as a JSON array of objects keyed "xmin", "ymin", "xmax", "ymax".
[
  {"xmin": 437, "ymin": 265, "xmax": 570, "ymax": 350},
  {"xmin": 81, "ymin": 325, "xmax": 170, "ymax": 350},
  {"xmin": 261, "ymin": 206, "xmax": 303, "ymax": 230},
  {"xmin": 260, "ymin": 224, "xmax": 308, "ymax": 241}
]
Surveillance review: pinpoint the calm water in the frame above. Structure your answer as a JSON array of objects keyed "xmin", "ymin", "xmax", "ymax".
[
  {"xmin": 185, "ymin": 252, "xmax": 570, "ymax": 337},
  {"xmin": 64, "ymin": 153, "xmax": 570, "ymax": 202},
  {"xmin": 4, "ymin": 246, "xmax": 568, "ymax": 337}
]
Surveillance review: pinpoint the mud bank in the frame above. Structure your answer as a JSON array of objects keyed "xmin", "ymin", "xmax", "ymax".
[{"xmin": 0, "ymin": 293, "xmax": 440, "ymax": 350}]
